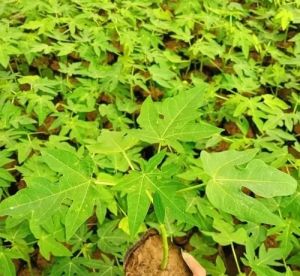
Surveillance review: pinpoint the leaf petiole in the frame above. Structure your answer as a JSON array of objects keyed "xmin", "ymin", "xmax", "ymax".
[
  {"xmin": 231, "ymin": 243, "xmax": 242, "ymax": 275},
  {"xmin": 160, "ymin": 224, "xmax": 169, "ymax": 270}
]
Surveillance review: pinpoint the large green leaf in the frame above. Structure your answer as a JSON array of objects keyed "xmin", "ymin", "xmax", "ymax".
[
  {"xmin": 131, "ymin": 87, "xmax": 222, "ymax": 148},
  {"xmin": 0, "ymin": 180, "xmax": 65, "ymax": 220},
  {"xmin": 201, "ymin": 150, "xmax": 297, "ymax": 225},
  {"xmin": 0, "ymin": 149, "xmax": 104, "ymax": 240},
  {"xmin": 116, "ymin": 153, "xmax": 199, "ymax": 237}
]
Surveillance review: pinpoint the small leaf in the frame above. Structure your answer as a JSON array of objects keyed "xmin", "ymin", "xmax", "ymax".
[
  {"xmin": 87, "ymin": 130, "xmax": 138, "ymax": 170},
  {"xmin": 38, "ymin": 235, "xmax": 72, "ymax": 260},
  {"xmin": 275, "ymin": 9, "xmax": 294, "ymax": 30}
]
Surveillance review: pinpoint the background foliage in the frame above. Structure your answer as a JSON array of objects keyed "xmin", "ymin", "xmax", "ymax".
[{"xmin": 0, "ymin": 0, "xmax": 300, "ymax": 275}]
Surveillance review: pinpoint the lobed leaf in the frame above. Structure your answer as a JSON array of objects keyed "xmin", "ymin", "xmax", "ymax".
[
  {"xmin": 202, "ymin": 150, "xmax": 297, "ymax": 225},
  {"xmin": 131, "ymin": 87, "xmax": 222, "ymax": 147}
]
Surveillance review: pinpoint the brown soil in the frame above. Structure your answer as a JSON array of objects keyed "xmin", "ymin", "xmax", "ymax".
[
  {"xmin": 36, "ymin": 252, "xmax": 51, "ymax": 270},
  {"xmin": 97, "ymin": 93, "xmax": 113, "ymax": 104},
  {"xmin": 68, "ymin": 51, "xmax": 81, "ymax": 61},
  {"xmin": 31, "ymin": 56, "xmax": 50, "ymax": 68},
  {"xmin": 264, "ymin": 235, "xmax": 278, "ymax": 249},
  {"xmin": 18, "ymin": 267, "xmax": 41, "ymax": 276},
  {"xmin": 288, "ymin": 146, "xmax": 300, "ymax": 159},
  {"xmin": 17, "ymin": 179, "xmax": 26, "ymax": 190},
  {"xmin": 148, "ymin": 86, "xmax": 164, "ymax": 101},
  {"xmin": 50, "ymin": 60, "xmax": 60, "ymax": 71},
  {"xmin": 294, "ymin": 123, "xmax": 300, "ymax": 135},
  {"xmin": 124, "ymin": 229, "xmax": 192, "ymax": 276},
  {"xmin": 224, "ymin": 121, "xmax": 241, "ymax": 135},
  {"xmin": 19, "ymin": 83, "xmax": 31, "ymax": 91},
  {"xmin": 164, "ymin": 39, "xmax": 187, "ymax": 51},
  {"xmin": 208, "ymin": 140, "xmax": 230, "ymax": 152},
  {"xmin": 86, "ymin": 110, "xmax": 98, "ymax": 121},
  {"xmin": 37, "ymin": 116, "xmax": 59, "ymax": 134}
]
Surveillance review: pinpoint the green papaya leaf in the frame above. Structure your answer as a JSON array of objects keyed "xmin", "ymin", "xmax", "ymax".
[
  {"xmin": 201, "ymin": 150, "xmax": 297, "ymax": 225},
  {"xmin": 116, "ymin": 153, "xmax": 199, "ymax": 237},
  {"xmin": 0, "ymin": 149, "xmax": 110, "ymax": 240},
  {"xmin": 131, "ymin": 87, "xmax": 222, "ymax": 148},
  {"xmin": 87, "ymin": 130, "xmax": 138, "ymax": 171}
]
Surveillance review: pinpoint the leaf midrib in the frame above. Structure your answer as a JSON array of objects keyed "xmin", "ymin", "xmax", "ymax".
[
  {"xmin": 43, "ymin": 151, "xmax": 89, "ymax": 182},
  {"xmin": 130, "ymin": 174, "xmax": 146, "ymax": 233},
  {"xmin": 159, "ymin": 93, "xmax": 197, "ymax": 139},
  {"xmin": 215, "ymin": 178, "xmax": 289, "ymax": 185},
  {"xmin": 0, "ymin": 180, "xmax": 91, "ymax": 213}
]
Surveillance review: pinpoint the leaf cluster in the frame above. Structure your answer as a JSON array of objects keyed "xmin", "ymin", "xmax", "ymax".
[{"xmin": 0, "ymin": 0, "xmax": 299, "ymax": 275}]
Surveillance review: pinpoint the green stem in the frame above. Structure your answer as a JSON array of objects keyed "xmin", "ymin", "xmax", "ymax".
[
  {"xmin": 216, "ymin": 94, "xmax": 228, "ymax": 101},
  {"xmin": 231, "ymin": 243, "xmax": 242, "ymax": 275},
  {"xmin": 160, "ymin": 224, "xmax": 169, "ymax": 270},
  {"xmin": 158, "ymin": 143, "xmax": 162, "ymax": 153}
]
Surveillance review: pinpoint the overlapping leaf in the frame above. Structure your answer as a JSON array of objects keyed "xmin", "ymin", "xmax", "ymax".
[{"xmin": 0, "ymin": 0, "xmax": 299, "ymax": 273}]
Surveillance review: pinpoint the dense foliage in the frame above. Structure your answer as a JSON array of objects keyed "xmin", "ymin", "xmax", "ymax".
[{"xmin": 0, "ymin": 0, "xmax": 300, "ymax": 275}]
